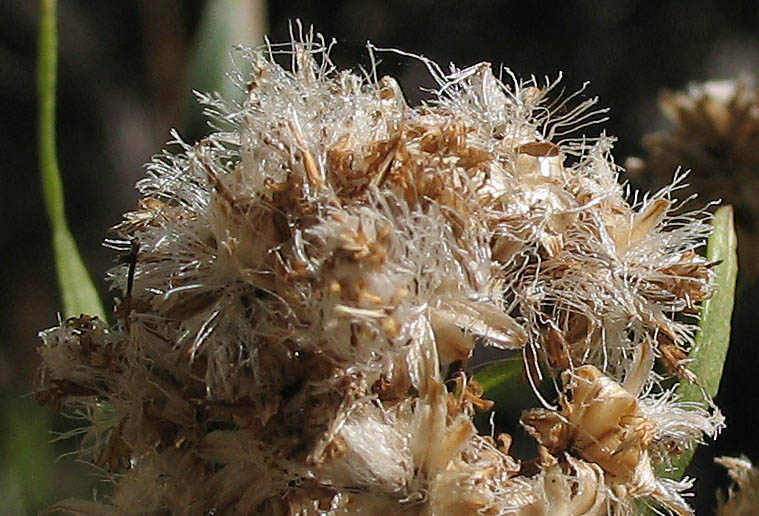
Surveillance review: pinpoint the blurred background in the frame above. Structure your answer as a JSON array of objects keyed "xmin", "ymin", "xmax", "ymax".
[{"xmin": 2, "ymin": 1, "xmax": 759, "ymax": 514}]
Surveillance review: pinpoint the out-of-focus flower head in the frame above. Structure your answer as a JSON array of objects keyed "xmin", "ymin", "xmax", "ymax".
[
  {"xmin": 715, "ymin": 456, "xmax": 759, "ymax": 516},
  {"xmin": 627, "ymin": 77, "xmax": 759, "ymax": 282}
]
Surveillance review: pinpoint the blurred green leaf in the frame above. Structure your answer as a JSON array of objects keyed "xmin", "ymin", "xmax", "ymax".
[
  {"xmin": 182, "ymin": 0, "xmax": 266, "ymax": 138},
  {"xmin": 38, "ymin": 0, "xmax": 105, "ymax": 320},
  {"xmin": 475, "ymin": 358, "xmax": 524, "ymax": 395},
  {"xmin": 659, "ymin": 205, "xmax": 738, "ymax": 481},
  {"xmin": 0, "ymin": 398, "xmax": 55, "ymax": 515}
]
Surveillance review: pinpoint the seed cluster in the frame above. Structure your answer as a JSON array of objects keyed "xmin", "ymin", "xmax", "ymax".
[{"xmin": 38, "ymin": 31, "xmax": 723, "ymax": 516}]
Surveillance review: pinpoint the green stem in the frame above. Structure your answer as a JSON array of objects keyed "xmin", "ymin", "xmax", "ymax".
[
  {"xmin": 38, "ymin": 0, "xmax": 64, "ymax": 227},
  {"xmin": 38, "ymin": 0, "xmax": 106, "ymax": 320}
]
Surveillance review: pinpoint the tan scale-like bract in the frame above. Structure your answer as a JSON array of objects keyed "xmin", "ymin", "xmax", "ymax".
[{"xmin": 38, "ymin": 30, "xmax": 722, "ymax": 516}]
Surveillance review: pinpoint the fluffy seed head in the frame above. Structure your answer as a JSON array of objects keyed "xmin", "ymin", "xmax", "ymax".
[{"xmin": 37, "ymin": 27, "xmax": 721, "ymax": 516}]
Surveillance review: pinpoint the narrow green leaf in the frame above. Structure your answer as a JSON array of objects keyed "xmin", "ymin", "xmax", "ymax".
[
  {"xmin": 38, "ymin": 0, "xmax": 105, "ymax": 320},
  {"xmin": 475, "ymin": 358, "xmax": 524, "ymax": 395},
  {"xmin": 684, "ymin": 205, "xmax": 738, "ymax": 397},
  {"xmin": 182, "ymin": 0, "xmax": 266, "ymax": 139},
  {"xmin": 661, "ymin": 205, "xmax": 738, "ymax": 481}
]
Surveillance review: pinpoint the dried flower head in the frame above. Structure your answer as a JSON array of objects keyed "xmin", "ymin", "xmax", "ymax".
[{"xmin": 38, "ymin": 27, "xmax": 722, "ymax": 516}]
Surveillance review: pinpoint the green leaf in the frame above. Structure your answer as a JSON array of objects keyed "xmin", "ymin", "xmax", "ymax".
[
  {"xmin": 38, "ymin": 0, "xmax": 105, "ymax": 320},
  {"xmin": 660, "ymin": 205, "xmax": 738, "ymax": 481},
  {"xmin": 475, "ymin": 358, "xmax": 524, "ymax": 395},
  {"xmin": 182, "ymin": 0, "xmax": 266, "ymax": 139},
  {"xmin": 0, "ymin": 397, "xmax": 55, "ymax": 513}
]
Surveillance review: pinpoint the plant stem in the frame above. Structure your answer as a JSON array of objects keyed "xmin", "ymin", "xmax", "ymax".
[{"xmin": 38, "ymin": 0, "xmax": 106, "ymax": 320}]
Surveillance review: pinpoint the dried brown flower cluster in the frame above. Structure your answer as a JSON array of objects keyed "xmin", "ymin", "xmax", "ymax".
[
  {"xmin": 627, "ymin": 78, "xmax": 759, "ymax": 282},
  {"xmin": 38, "ymin": 30, "xmax": 724, "ymax": 516}
]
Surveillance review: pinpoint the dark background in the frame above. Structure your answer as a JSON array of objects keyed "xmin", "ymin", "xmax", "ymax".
[{"xmin": 2, "ymin": 1, "xmax": 759, "ymax": 514}]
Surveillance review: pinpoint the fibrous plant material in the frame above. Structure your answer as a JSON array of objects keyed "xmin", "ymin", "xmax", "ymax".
[{"xmin": 37, "ymin": 28, "xmax": 725, "ymax": 516}]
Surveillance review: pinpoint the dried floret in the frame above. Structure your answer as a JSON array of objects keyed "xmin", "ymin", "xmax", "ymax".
[{"xmin": 522, "ymin": 365, "xmax": 722, "ymax": 515}]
